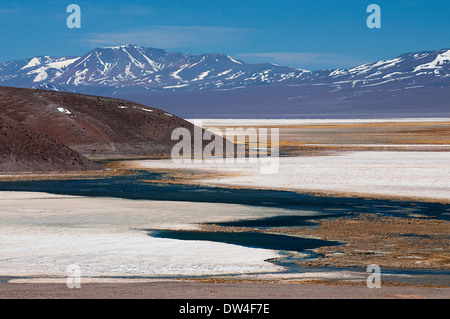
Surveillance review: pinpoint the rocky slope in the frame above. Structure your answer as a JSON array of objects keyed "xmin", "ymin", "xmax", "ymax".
[
  {"xmin": 0, "ymin": 86, "xmax": 224, "ymax": 172},
  {"xmin": 0, "ymin": 114, "xmax": 101, "ymax": 172},
  {"xmin": 0, "ymin": 86, "xmax": 209, "ymax": 157}
]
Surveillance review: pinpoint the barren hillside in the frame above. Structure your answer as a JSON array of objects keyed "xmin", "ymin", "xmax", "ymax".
[
  {"xmin": 0, "ymin": 86, "xmax": 202, "ymax": 157},
  {"xmin": 0, "ymin": 86, "xmax": 228, "ymax": 172},
  {"xmin": 0, "ymin": 114, "xmax": 101, "ymax": 172}
]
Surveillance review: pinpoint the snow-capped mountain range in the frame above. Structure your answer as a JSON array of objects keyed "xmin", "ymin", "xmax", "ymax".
[
  {"xmin": 0, "ymin": 44, "xmax": 449, "ymax": 118},
  {"xmin": 2, "ymin": 44, "xmax": 448, "ymax": 92},
  {"xmin": 0, "ymin": 44, "xmax": 308, "ymax": 91}
]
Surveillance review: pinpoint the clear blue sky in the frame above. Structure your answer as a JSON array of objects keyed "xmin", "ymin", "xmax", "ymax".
[{"xmin": 1, "ymin": 0, "xmax": 449, "ymax": 70}]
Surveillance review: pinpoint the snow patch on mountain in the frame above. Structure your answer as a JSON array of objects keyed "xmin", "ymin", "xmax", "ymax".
[
  {"xmin": 193, "ymin": 70, "xmax": 210, "ymax": 81},
  {"xmin": 414, "ymin": 49, "xmax": 450, "ymax": 72},
  {"xmin": 21, "ymin": 57, "xmax": 42, "ymax": 70}
]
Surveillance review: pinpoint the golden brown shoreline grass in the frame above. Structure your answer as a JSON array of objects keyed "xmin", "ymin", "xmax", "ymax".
[
  {"xmin": 206, "ymin": 121, "xmax": 450, "ymax": 151},
  {"xmin": 273, "ymin": 214, "xmax": 450, "ymax": 270}
]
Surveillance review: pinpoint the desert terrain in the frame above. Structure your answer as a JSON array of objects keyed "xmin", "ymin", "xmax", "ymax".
[
  {"xmin": 116, "ymin": 119, "xmax": 450, "ymax": 281},
  {"xmin": 1, "ymin": 115, "xmax": 449, "ymax": 299}
]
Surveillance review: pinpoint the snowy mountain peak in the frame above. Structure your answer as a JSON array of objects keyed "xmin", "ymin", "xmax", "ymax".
[
  {"xmin": 20, "ymin": 57, "xmax": 42, "ymax": 70},
  {"xmin": 101, "ymin": 44, "xmax": 143, "ymax": 50}
]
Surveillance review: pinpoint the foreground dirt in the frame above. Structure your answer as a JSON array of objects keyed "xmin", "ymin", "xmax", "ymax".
[{"xmin": 0, "ymin": 281, "xmax": 449, "ymax": 299}]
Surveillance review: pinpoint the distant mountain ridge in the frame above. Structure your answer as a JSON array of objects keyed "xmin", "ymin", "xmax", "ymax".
[
  {"xmin": 1, "ymin": 45, "xmax": 449, "ymax": 118},
  {"xmin": 0, "ymin": 44, "xmax": 308, "ymax": 91}
]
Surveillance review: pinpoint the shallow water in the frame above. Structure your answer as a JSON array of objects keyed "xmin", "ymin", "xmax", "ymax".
[
  {"xmin": 211, "ymin": 214, "xmax": 352, "ymax": 228},
  {"xmin": 0, "ymin": 171, "xmax": 448, "ymax": 221},
  {"xmin": 150, "ymin": 229, "xmax": 341, "ymax": 253},
  {"xmin": 0, "ymin": 171, "xmax": 448, "ymax": 285}
]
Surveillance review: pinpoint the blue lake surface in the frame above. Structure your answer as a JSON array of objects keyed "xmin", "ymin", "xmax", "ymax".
[
  {"xmin": 0, "ymin": 171, "xmax": 448, "ymax": 221},
  {"xmin": 150, "ymin": 229, "xmax": 341, "ymax": 253}
]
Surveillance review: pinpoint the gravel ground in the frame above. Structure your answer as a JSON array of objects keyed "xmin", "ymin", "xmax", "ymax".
[{"xmin": 1, "ymin": 280, "xmax": 449, "ymax": 299}]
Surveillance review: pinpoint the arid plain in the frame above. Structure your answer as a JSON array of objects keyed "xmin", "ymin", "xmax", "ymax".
[{"xmin": 1, "ymin": 118, "xmax": 449, "ymax": 299}]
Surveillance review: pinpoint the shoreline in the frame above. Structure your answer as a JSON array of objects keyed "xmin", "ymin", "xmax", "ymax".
[
  {"xmin": 0, "ymin": 159, "xmax": 448, "ymax": 285},
  {"xmin": 2, "ymin": 167, "xmax": 449, "ymax": 205},
  {"xmin": 0, "ymin": 189, "xmax": 447, "ymax": 286},
  {"xmin": 117, "ymin": 154, "xmax": 450, "ymax": 205},
  {"xmin": 1, "ymin": 164, "xmax": 449, "ymax": 205}
]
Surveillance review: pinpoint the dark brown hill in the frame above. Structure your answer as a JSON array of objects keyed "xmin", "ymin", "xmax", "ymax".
[
  {"xmin": 0, "ymin": 86, "xmax": 207, "ymax": 157},
  {"xmin": 0, "ymin": 86, "xmax": 233, "ymax": 172},
  {"xmin": 0, "ymin": 114, "xmax": 101, "ymax": 172}
]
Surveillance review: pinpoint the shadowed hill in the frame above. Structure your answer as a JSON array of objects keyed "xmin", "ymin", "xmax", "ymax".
[
  {"xmin": 0, "ymin": 86, "xmax": 233, "ymax": 172},
  {"xmin": 0, "ymin": 114, "xmax": 101, "ymax": 172},
  {"xmin": 0, "ymin": 86, "xmax": 210, "ymax": 157}
]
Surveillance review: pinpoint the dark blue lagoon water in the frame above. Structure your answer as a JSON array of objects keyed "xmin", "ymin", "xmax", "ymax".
[
  {"xmin": 151, "ymin": 230, "xmax": 340, "ymax": 253},
  {"xmin": 0, "ymin": 171, "xmax": 448, "ymax": 221}
]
